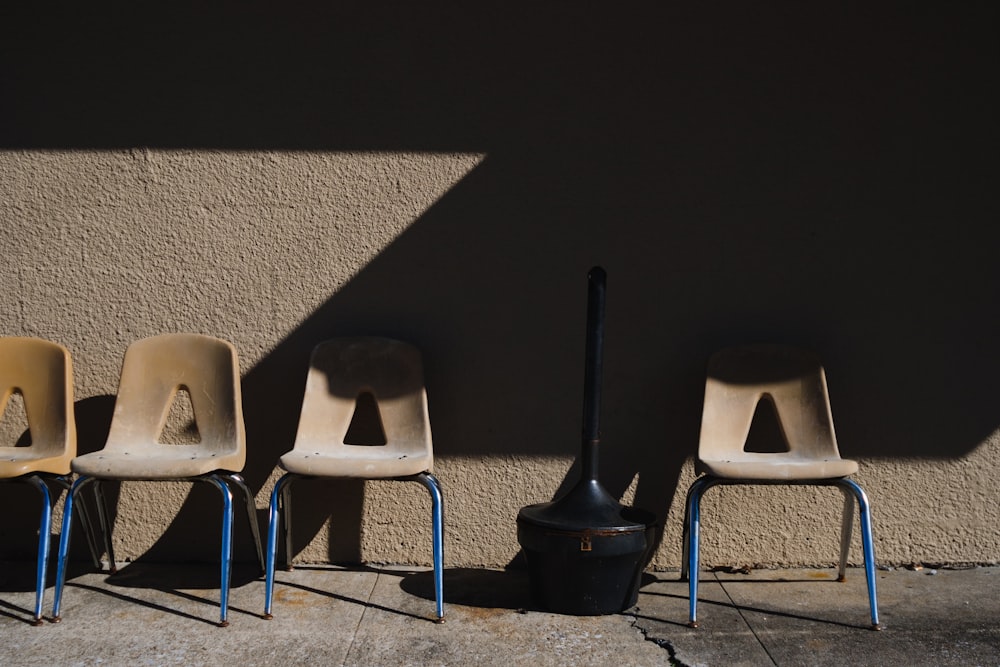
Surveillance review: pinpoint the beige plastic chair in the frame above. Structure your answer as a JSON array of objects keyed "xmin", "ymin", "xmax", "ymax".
[
  {"xmin": 0, "ymin": 337, "xmax": 98, "ymax": 625},
  {"xmin": 51, "ymin": 333, "xmax": 263, "ymax": 626},
  {"xmin": 263, "ymin": 337, "xmax": 445, "ymax": 621},
  {"xmin": 681, "ymin": 344, "xmax": 880, "ymax": 629}
]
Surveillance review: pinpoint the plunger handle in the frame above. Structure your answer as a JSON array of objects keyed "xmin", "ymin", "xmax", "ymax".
[{"xmin": 581, "ymin": 266, "xmax": 606, "ymax": 482}]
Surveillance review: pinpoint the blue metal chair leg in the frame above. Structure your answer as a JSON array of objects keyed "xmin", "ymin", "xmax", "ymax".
[
  {"xmin": 223, "ymin": 472, "xmax": 265, "ymax": 574},
  {"xmin": 93, "ymin": 480, "xmax": 117, "ymax": 573},
  {"xmin": 680, "ymin": 483, "xmax": 692, "ymax": 583},
  {"xmin": 281, "ymin": 479, "xmax": 294, "ymax": 571},
  {"xmin": 836, "ymin": 478, "xmax": 881, "ymax": 630},
  {"xmin": 205, "ymin": 475, "xmax": 235, "ymax": 627},
  {"xmin": 24, "ymin": 475, "xmax": 53, "ymax": 625},
  {"xmin": 414, "ymin": 472, "xmax": 445, "ymax": 622},
  {"xmin": 52, "ymin": 475, "xmax": 96, "ymax": 622},
  {"xmin": 263, "ymin": 473, "xmax": 297, "ymax": 619},
  {"xmin": 837, "ymin": 486, "xmax": 855, "ymax": 582},
  {"xmin": 685, "ymin": 476, "xmax": 717, "ymax": 628}
]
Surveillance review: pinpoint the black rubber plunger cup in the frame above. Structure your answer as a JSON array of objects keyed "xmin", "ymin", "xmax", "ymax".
[{"xmin": 516, "ymin": 266, "xmax": 656, "ymax": 615}]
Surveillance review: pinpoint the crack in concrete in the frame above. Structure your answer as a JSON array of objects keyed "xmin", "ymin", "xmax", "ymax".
[
  {"xmin": 342, "ymin": 570, "xmax": 380, "ymax": 666},
  {"xmin": 717, "ymin": 579, "xmax": 779, "ymax": 666},
  {"xmin": 625, "ymin": 613, "xmax": 691, "ymax": 667}
]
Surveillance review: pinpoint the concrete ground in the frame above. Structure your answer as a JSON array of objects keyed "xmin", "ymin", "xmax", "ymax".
[{"xmin": 0, "ymin": 562, "xmax": 997, "ymax": 666}]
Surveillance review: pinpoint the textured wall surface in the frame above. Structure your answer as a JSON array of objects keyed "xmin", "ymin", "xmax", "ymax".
[
  {"xmin": 1, "ymin": 147, "xmax": 998, "ymax": 569},
  {"xmin": 2, "ymin": 4, "xmax": 998, "ymax": 570}
]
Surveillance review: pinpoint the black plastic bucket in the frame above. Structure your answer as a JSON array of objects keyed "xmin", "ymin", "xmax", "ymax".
[{"xmin": 518, "ymin": 492, "xmax": 656, "ymax": 614}]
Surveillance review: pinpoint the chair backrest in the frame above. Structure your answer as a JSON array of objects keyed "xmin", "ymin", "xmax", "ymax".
[
  {"xmin": 293, "ymin": 337, "xmax": 432, "ymax": 462},
  {"xmin": 0, "ymin": 337, "xmax": 76, "ymax": 476},
  {"xmin": 103, "ymin": 334, "xmax": 245, "ymax": 462},
  {"xmin": 698, "ymin": 344, "xmax": 840, "ymax": 462}
]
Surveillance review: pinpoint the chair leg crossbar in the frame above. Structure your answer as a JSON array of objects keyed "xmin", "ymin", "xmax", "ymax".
[
  {"xmin": 681, "ymin": 476, "xmax": 881, "ymax": 630},
  {"xmin": 263, "ymin": 472, "xmax": 445, "ymax": 622}
]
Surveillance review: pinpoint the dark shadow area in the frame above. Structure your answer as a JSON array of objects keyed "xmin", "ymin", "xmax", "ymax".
[
  {"xmin": 0, "ymin": 599, "xmax": 38, "ymax": 626},
  {"xmin": 744, "ymin": 398, "xmax": 790, "ymax": 454},
  {"xmin": 400, "ymin": 567, "xmax": 535, "ymax": 611},
  {"xmin": 272, "ymin": 574, "xmax": 433, "ymax": 624},
  {"xmin": 74, "ymin": 396, "xmax": 116, "ymax": 455},
  {"xmin": 636, "ymin": 589, "xmax": 871, "ymax": 631},
  {"xmin": 0, "ymin": 395, "xmax": 116, "ymax": 562},
  {"xmin": 344, "ymin": 392, "xmax": 388, "ymax": 447},
  {"xmin": 66, "ymin": 580, "xmax": 261, "ymax": 626},
  {"xmin": 2, "ymin": 4, "xmax": 997, "ymax": 564},
  {"xmin": 70, "ymin": 395, "xmax": 121, "ymax": 546},
  {"xmin": 0, "ymin": 559, "xmax": 107, "ymax": 624},
  {"xmin": 0, "ymin": 558, "xmax": 112, "ymax": 594},
  {"xmin": 401, "ymin": 566, "xmax": 660, "ymax": 611},
  {"xmin": 0, "ymin": 396, "xmax": 117, "ymax": 568},
  {"xmin": 3, "ymin": 393, "xmax": 32, "ymax": 448},
  {"xmin": 53, "ymin": 562, "xmax": 264, "ymax": 625},
  {"xmin": 158, "ymin": 389, "xmax": 202, "ymax": 445},
  {"xmin": 0, "ymin": 561, "xmax": 38, "ymax": 594},
  {"xmin": 103, "ymin": 560, "xmax": 262, "ymax": 590},
  {"xmin": 0, "ymin": 482, "xmax": 61, "ymax": 562},
  {"xmin": 243, "ymin": 478, "xmax": 365, "ymax": 568}
]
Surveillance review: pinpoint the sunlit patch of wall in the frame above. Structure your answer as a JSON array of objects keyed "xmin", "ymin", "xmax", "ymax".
[{"xmin": 0, "ymin": 149, "xmax": 484, "ymax": 560}]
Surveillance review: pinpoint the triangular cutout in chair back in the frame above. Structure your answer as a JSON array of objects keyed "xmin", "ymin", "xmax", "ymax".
[
  {"xmin": 743, "ymin": 394, "xmax": 790, "ymax": 453},
  {"xmin": 344, "ymin": 391, "xmax": 387, "ymax": 446},
  {"xmin": 158, "ymin": 386, "xmax": 202, "ymax": 444},
  {"xmin": 0, "ymin": 389, "xmax": 32, "ymax": 447}
]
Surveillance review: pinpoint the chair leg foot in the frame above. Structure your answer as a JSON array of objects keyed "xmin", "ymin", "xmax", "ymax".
[
  {"xmin": 218, "ymin": 620, "xmax": 230, "ymax": 628},
  {"xmin": 687, "ymin": 621, "xmax": 699, "ymax": 629},
  {"xmin": 262, "ymin": 613, "xmax": 273, "ymax": 621},
  {"xmin": 434, "ymin": 617, "xmax": 446, "ymax": 624},
  {"xmin": 31, "ymin": 617, "xmax": 44, "ymax": 627},
  {"xmin": 871, "ymin": 623, "xmax": 884, "ymax": 631},
  {"xmin": 49, "ymin": 616, "xmax": 61, "ymax": 624}
]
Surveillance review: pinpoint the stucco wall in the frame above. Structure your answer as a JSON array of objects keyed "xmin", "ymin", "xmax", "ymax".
[
  {"xmin": 2, "ymin": 5, "xmax": 998, "ymax": 571},
  {"xmin": 2, "ymin": 148, "xmax": 998, "ymax": 570}
]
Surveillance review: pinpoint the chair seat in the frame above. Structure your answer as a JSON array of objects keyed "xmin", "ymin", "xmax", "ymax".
[
  {"xmin": 72, "ymin": 446, "xmax": 244, "ymax": 480},
  {"xmin": 279, "ymin": 447, "xmax": 431, "ymax": 479},
  {"xmin": 696, "ymin": 453, "xmax": 859, "ymax": 480},
  {"xmin": 0, "ymin": 449, "xmax": 72, "ymax": 477}
]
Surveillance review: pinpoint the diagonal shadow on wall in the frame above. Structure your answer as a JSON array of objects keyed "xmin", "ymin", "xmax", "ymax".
[{"xmin": 2, "ymin": 3, "xmax": 997, "ymax": 564}]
